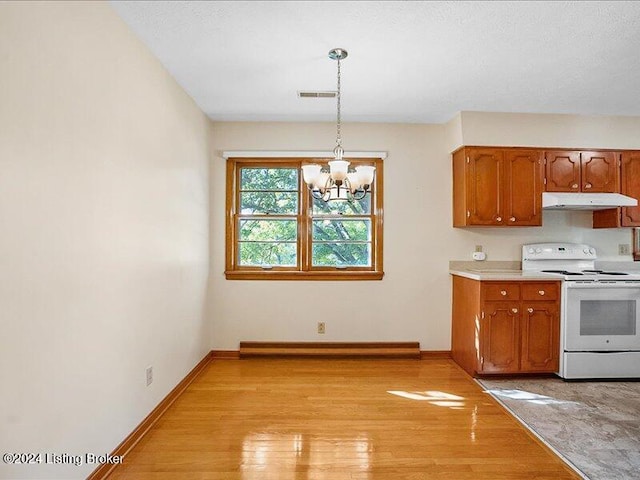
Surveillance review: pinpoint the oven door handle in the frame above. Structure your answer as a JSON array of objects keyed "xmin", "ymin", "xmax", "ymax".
[{"xmin": 564, "ymin": 282, "xmax": 640, "ymax": 289}]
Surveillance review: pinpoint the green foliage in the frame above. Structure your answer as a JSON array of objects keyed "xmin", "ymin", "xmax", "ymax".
[
  {"xmin": 312, "ymin": 193, "xmax": 371, "ymax": 215},
  {"xmin": 241, "ymin": 168, "xmax": 298, "ymax": 191},
  {"xmin": 239, "ymin": 242, "xmax": 296, "ymax": 266},
  {"xmin": 240, "ymin": 192, "xmax": 297, "ymax": 214},
  {"xmin": 239, "ymin": 219, "xmax": 297, "ymax": 241},
  {"xmin": 312, "ymin": 219, "xmax": 370, "ymax": 241},
  {"xmin": 312, "ymin": 243, "xmax": 371, "ymax": 266}
]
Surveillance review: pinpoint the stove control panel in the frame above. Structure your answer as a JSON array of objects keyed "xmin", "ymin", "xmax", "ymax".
[{"xmin": 522, "ymin": 243, "xmax": 597, "ymax": 261}]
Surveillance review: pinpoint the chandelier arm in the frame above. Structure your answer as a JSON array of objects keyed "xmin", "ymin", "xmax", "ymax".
[
  {"xmin": 310, "ymin": 188, "xmax": 324, "ymax": 200},
  {"xmin": 351, "ymin": 189, "xmax": 367, "ymax": 201}
]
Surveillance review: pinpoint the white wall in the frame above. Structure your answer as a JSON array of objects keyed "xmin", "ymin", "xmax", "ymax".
[
  {"xmin": 209, "ymin": 117, "xmax": 638, "ymax": 351},
  {"xmin": 0, "ymin": 2, "xmax": 210, "ymax": 479}
]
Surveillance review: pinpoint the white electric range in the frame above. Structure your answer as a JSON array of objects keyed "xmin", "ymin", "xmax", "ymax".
[{"xmin": 522, "ymin": 243, "xmax": 640, "ymax": 379}]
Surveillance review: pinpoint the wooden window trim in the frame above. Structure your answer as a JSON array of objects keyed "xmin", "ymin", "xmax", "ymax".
[{"xmin": 225, "ymin": 157, "xmax": 384, "ymax": 280}]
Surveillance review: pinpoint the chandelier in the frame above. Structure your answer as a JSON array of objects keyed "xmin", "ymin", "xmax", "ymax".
[{"xmin": 301, "ymin": 48, "xmax": 375, "ymax": 202}]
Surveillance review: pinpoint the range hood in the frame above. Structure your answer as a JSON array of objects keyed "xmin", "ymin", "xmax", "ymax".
[{"xmin": 542, "ymin": 192, "xmax": 638, "ymax": 210}]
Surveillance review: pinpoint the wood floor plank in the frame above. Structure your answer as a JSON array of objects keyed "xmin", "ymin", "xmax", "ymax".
[{"xmin": 107, "ymin": 359, "xmax": 579, "ymax": 480}]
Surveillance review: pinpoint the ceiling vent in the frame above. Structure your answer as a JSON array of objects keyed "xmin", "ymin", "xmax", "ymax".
[{"xmin": 297, "ymin": 91, "xmax": 337, "ymax": 98}]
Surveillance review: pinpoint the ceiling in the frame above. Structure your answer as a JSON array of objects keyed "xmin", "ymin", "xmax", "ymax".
[{"xmin": 110, "ymin": 1, "xmax": 640, "ymax": 124}]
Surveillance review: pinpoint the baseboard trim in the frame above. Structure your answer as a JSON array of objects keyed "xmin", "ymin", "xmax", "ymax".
[
  {"xmin": 239, "ymin": 342, "xmax": 421, "ymax": 358},
  {"xmin": 420, "ymin": 350, "xmax": 452, "ymax": 359},
  {"xmin": 87, "ymin": 351, "xmax": 213, "ymax": 480},
  {"xmin": 211, "ymin": 350, "xmax": 241, "ymax": 359}
]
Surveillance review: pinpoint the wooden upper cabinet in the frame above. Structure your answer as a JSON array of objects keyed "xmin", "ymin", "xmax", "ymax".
[
  {"xmin": 581, "ymin": 151, "xmax": 619, "ymax": 193},
  {"xmin": 593, "ymin": 151, "xmax": 640, "ymax": 228},
  {"xmin": 620, "ymin": 152, "xmax": 640, "ymax": 225},
  {"xmin": 545, "ymin": 150, "xmax": 620, "ymax": 193},
  {"xmin": 465, "ymin": 148, "xmax": 503, "ymax": 225},
  {"xmin": 453, "ymin": 147, "xmax": 543, "ymax": 227},
  {"xmin": 504, "ymin": 150, "xmax": 543, "ymax": 226},
  {"xmin": 545, "ymin": 150, "xmax": 581, "ymax": 191}
]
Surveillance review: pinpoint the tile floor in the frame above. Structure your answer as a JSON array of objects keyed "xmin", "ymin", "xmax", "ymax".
[{"xmin": 477, "ymin": 377, "xmax": 640, "ymax": 480}]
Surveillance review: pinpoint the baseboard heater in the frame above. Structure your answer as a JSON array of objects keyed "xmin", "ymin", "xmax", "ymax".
[{"xmin": 239, "ymin": 342, "xmax": 421, "ymax": 359}]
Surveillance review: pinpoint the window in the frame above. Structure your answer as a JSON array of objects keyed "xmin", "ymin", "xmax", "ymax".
[{"xmin": 225, "ymin": 157, "xmax": 383, "ymax": 280}]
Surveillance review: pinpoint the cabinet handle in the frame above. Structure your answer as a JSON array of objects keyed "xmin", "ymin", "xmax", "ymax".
[
  {"xmin": 496, "ymin": 216, "xmax": 502, "ymax": 222},
  {"xmin": 585, "ymin": 183, "xmax": 592, "ymax": 189},
  {"xmin": 512, "ymin": 308, "xmax": 518, "ymax": 314},
  {"xmin": 509, "ymin": 216, "xmax": 516, "ymax": 222},
  {"xmin": 527, "ymin": 308, "xmax": 534, "ymax": 313},
  {"xmin": 572, "ymin": 183, "xmax": 579, "ymax": 189},
  {"xmin": 538, "ymin": 290, "xmax": 545, "ymax": 296},
  {"xmin": 500, "ymin": 290, "xmax": 507, "ymax": 296}
]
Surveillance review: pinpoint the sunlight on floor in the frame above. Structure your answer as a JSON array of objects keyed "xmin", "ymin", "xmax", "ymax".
[
  {"xmin": 484, "ymin": 388, "xmax": 578, "ymax": 406},
  {"xmin": 387, "ymin": 390, "xmax": 466, "ymax": 408},
  {"xmin": 241, "ymin": 432, "xmax": 372, "ymax": 479}
]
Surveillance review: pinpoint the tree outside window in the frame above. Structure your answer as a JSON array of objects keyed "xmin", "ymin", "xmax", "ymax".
[{"xmin": 225, "ymin": 157, "xmax": 383, "ymax": 280}]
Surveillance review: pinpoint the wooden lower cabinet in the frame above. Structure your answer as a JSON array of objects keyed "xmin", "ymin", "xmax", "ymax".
[
  {"xmin": 481, "ymin": 302, "xmax": 520, "ymax": 373},
  {"xmin": 521, "ymin": 301, "xmax": 560, "ymax": 372},
  {"xmin": 452, "ymin": 276, "xmax": 560, "ymax": 376}
]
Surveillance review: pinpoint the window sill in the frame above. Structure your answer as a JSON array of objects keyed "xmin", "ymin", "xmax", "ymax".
[{"xmin": 224, "ymin": 270, "xmax": 384, "ymax": 281}]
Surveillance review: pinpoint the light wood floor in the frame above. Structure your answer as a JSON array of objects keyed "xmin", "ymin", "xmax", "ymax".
[{"xmin": 108, "ymin": 359, "xmax": 579, "ymax": 480}]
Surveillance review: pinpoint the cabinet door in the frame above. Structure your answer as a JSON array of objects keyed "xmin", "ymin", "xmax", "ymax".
[
  {"xmin": 466, "ymin": 149, "xmax": 504, "ymax": 225},
  {"xmin": 545, "ymin": 151, "xmax": 581, "ymax": 192},
  {"xmin": 581, "ymin": 151, "xmax": 619, "ymax": 193},
  {"xmin": 621, "ymin": 151, "xmax": 640, "ymax": 226},
  {"xmin": 481, "ymin": 302, "xmax": 520, "ymax": 373},
  {"xmin": 520, "ymin": 302, "xmax": 559, "ymax": 372},
  {"xmin": 504, "ymin": 150, "xmax": 543, "ymax": 226}
]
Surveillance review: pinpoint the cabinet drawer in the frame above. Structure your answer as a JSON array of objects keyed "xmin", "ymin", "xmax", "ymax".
[
  {"xmin": 521, "ymin": 283, "xmax": 559, "ymax": 301},
  {"xmin": 483, "ymin": 283, "xmax": 520, "ymax": 301}
]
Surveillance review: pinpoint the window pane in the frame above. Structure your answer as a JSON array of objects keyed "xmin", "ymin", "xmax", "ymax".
[
  {"xmin": 240, "ymin": 192, "xmax": 298, "ymax": 214},
  {"xmin": 312, "ymin": 219, "xmax": 371, "ymax": 242},
  {"xmin": 239, "ymin": 242, "xmax": 297, "ymax": 266},
  {"xmin": 312, "ymin": 243, "xmax": 371, "ymax": 266},
  {"xmin": 312, "ymin": 193, "xmax": 371, "ymax": 215},
  {"xmin": 239, "ymin": 219, "xmax": 297, "ymax": 241},
  {"xmin": 241, "ymin": 168, "xmax": 298, "ymax": 191}
]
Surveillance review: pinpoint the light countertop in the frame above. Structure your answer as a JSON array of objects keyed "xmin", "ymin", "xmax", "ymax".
[{"xmin": 449, "ymin": 269, "xmax": 561, "ymax": 281}]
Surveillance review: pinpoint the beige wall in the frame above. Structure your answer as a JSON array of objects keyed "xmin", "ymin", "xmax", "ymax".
[
  {"xmin": 210, "ymin": 117, "xmax": 636, "ymax": 351},
  {"xmin": 459, "ymin": 111, "xmax": 640, "ymax": 150},
  {"xmin": 0, "ymin": 2, "xmax": 210, "ymax": 479}
]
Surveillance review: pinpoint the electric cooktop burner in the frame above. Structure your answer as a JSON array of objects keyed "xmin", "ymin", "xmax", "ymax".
[
  {"xmin": 582, "ymin": 270, "xmax": 629, "ymax": 276},
  {"xmin": 541, "ymin": 269, "xmax": 630, "ymax": 276},
  {"xmin": 541, "ymin": 270, "xmax": 584, "ymax": 275}
]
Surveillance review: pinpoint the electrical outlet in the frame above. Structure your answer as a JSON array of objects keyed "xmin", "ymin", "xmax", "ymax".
[
  {"xmin": 146, "ymin": 366, "xmax": 153, "ymax": 386},
  {"xmin": 475, "ymin": 245, "xmax": 483, "ymax": 252},
  {"xmin": 317, "ymin": 322, "xmax": 326, "ymax": 334},
  {"xmin": 619, "ymin": 244, "xmax": 631, "ymax": 255}
]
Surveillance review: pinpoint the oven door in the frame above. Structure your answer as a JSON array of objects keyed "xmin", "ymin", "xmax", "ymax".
[{"xmin": 564, "ymin": 282, "xmax": 640, "ymax": 351}]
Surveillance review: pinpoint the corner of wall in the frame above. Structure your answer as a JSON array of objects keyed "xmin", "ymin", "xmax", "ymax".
[{"xmin": 443, "ymin": 112, "xmax": 463, "ymax": 153}]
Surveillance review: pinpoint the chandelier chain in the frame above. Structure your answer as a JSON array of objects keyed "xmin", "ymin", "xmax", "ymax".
[{"xmin": 336, "ymin": 56, "xmax": 341, "ymax": 147}]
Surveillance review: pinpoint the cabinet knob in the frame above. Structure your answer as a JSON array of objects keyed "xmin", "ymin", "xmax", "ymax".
[
  {"xmin": 496, "ymin": 216, "xmax": 502, "ymax": 222},
  {"xmin": 500, "ymin": 290, "xmax": 507, "ymax": 296},
  {"xmin": 512, "ymin": 308, "xmax": 518, "ymax": 314},
  {"xmin": 572, "ymin": 183, "xmax": 579, "ymax": 189},
  {"xmin": 509, "ymin": 217, "xmax": 516, "ymax": 222},
  {"xmin": 527, "ymin": 307, "xmax": 534, "ymax": 313},
  {"xmin": 538, "ymin": 290, "xmax": 545, "ymax": 296},
  {"xmin": 585, "ymin": 183, "xmax": 592, "ymax": 189}
]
